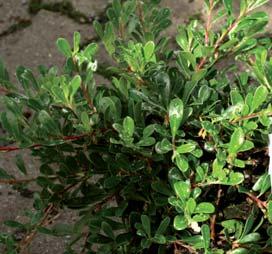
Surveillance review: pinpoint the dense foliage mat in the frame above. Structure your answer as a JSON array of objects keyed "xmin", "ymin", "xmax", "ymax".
[{"xmin": 1, "ymin": 0, "xmax": 272, "ymax": 253}]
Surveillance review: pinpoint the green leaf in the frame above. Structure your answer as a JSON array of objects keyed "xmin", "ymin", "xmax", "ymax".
[
  {"xmin": 84, "ymin": 43, "xmax": 98, "ymax": 58},
  {"xmin": 237, "ymin": 233, "xmax": 261, "ymax": 244},
  {"xmin": 174, "ymin": 181, "xmax": 191, "ymax": 201},
  {"xmin": 267, "ymin": 201, "xmax": 272, "ymax": 224},
  {"xmin": 223, "ymin": 0, "xmax": 233, "ymax": 14},
  {"xmin": 192, "ymin": 214, "xmax": 210, "ymax": 222},
  {"xmin": 153, "ymin": 234, "xmax": 166, "ymax": 244},
  {"xmin": 143, "ymin": 124, "xmax": 155, "ymax": 137},
  {"xmin": 230, "ymin": 90, "xmax": 243, "ymax": 105},
  {"xmin": 195, "ymin": 202, "xmax": 215, "ymax": 214},
  {"xmin": 56, "ymin": 38, "xmax": 72, "ymax": 57},
  {"xmin": 141, "ymin": 215, "xmax": 151, "ymax": 238},
  {"xmin": 252, "ymin": 85, "xmax": 268, "ymax": 112},
  {"xmin": 70, "ymin": 75, "xmax": 81, "ymax": 98},
  {"xmin": 81, "ymin": 112, "xmax": 91, "ymax": 131},
  {"xmin": 144, "ymin": 41, "xmax": 156, "ymax": 62},
  {"xmin": 73, "ymin": 31, "xmax": 81, "ymax": 53},
  {"xmin": 38, "ymin": 110, "xmax": 60, "ymax": 134},
  {"xmin": 227, "ymin": 172, "xmax": 245, "ymax": 185},
  {"xmin": 4, "ymin": 220, "xmax": 25, "ymax": 230},
  {"xmin": 201, "ymin": 224, "xmax": 210, "ymax": 250},
  {"xmin": 151, "ymin": 181, "xmax": 173, "ymax": 196},
  {"xmin": 173, "ymin": 215, "xmax": 188, "ymax": 231},
  {"xmin": 228, "ymin": 128, "xmax": 244, "ymax": 154},
  {"xmin": 252, "ymin": 173, "xmax": 270, "ymax": 194},
  {"xmin": 136, "ymin": 137, "xmax": 156, "ymax": 146},
  {"xmin": 175, "ymin": 154, "xmax": 189, "ymax": 172},
  {"xmin": 186, "ymin": 198, "xmax": 196, "ymax": 214},
  {"xmin": 155, "ymin": 139, "xmax": 172, "ymax": 154},
  {"xmin": 0, "ymin": 168, "xmax": 13, "ymax": 179},
  {"xmin": 169, "ymin": 98, "xmax": 184, "ymax": 139},
  {"xmin": 237, "ymin": 140, "xmax": 254, "ymax": 152},
  {"xmin": 231, "ymin": 248, "xmax": 249, "ymax": 254},
  {"xmin": 51, "ymin": 223, "xmax": 74, "ymax": 236},
  {"xmin": 156, "ymin": 217, "xmax": 170, "ymax": 235},
  {"xmin": 15, "ymin": 154, "xmax": 27, "ymax": 175},
  {"xmin": 123, "ymin": 116, "xmax": 135, "ymax": 137},
  {"xmin": 102, "ymin": 222, "xmax": 115, "ymax": 240},
  {"xmin": 176, "ymin": 143, "xmax": 196, "ymax": 154}
]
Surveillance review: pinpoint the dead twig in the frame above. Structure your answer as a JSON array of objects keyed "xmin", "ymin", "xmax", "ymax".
[
  {"xmin": 210, "ymin": 186, "xmax": 223, "ymax": 242},
  {"xmin": 0, "ymin": 177, "xmax": 36, "ymax": 185}
]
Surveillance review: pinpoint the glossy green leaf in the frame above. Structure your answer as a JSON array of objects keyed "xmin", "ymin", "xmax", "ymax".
[
  {"xmin": 195, "ymin": 202, "xmax": 215, "ymax": 214},
  {"xmin": 228, "ymin": 128, "xmax": 244, "ymax": 154},
  {"xmin": 169, "ymin": 98, "xmax": 184, "ymax": 139},
  {"xmin": 252, "ymin": 85, "xmax": 268, "ymax": 112},
  {"xmin": 237, "ymin": 233, "xmax": 261, "ymax": 244},
  {"xmin": 123, "ymin": 116, "xmax": 135, "ymax": 137},
  {"xmin": 174, "ymin": 181, "xmax": 191, "ymax": 201},
  {"xmin": 155, "ymin": 138, "xmax": 172, "ymax": 154},
  {"xmin": 176, "ymin": 143, "xmax": 196, "ymax": 154},
  {"xmin": 201, "ymin": 224, "xmax": 210, "ymax": 250},
  {"xmin": 192, "ymin": 214, "xmax": 210, "ymax": 222},
  {"xmin": 227, "ymin": 172, "xmax": 245, "ymax": 185},
  {"xmin": 186, "ymin": 198, "xmax": 196, "ymax": 214},
  {"xmin": 175, "ymin": 154, "xmax": 189, "ymax": 172},
  {"xmin": 173, "ymin": 215, "xmax": 187, "ymax": 231},
  {"xmin": 144, "ymin": 41, "xmax": 156, "ymax": 62},
  {"xmin": 231, "ymin": 248, "xmax": 249, "ymax": 254}
]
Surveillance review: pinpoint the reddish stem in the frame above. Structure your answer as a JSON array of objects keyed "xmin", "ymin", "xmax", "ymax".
[{"xmin": 0, "ymin": 134, "xmax": 87, "ymax": 153}]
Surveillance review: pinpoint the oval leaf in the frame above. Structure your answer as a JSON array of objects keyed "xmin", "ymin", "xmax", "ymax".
[{"xmin": 169, "ymin": 98, "xmax": 184, "ymax": 139}]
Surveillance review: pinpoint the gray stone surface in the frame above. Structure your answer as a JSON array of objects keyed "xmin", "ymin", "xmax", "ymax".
[
  {"xmin": 162, "ymin": 0, "xmax": 203, "ymax": 37},
  {"xmin": 0, "ymin": 10, "xmax": 94, "ymax": 78},
  {"xmin": 0, "ymin": 0, "xmax": 31, "ymax": 35},
  {"xmin": 71, "ymin": 0, "xmax": 110, "ymax": 17}
]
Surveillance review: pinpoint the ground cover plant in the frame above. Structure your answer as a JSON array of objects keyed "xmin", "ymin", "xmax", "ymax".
[{"xmin": 0, "ymin": 0, "xmax": 272, "ymax": 253}]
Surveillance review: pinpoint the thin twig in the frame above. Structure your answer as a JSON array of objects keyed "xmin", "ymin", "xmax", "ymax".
[
  {"xmin": 231, "ymin": 112, "xmax": 272, "ymax": 124},
  {"xmin": 0, "ymin": 177, "xmax": 36, "ymax": 185},
  {"xmin": 0, "ymin": 86, "xmax": 10, "ymax": 95},
  {"xmin": 0, "ymin": 134, "xmax": 88, "ymax": 153},
  {"xmin": 210, "ymin": 186, "xmax": 222, "ymax": 241},
  {"xmin": 173, "ymin": 240, "xmax": 197, "ymax": 254},
  {"xmin": 245, "ymin": 192, "xmax": 267, "ymax": 209},
  {"xmin": 197, "ymin": 7, "xmax": 247, "ymax": 70},
  {"xmin": 18, "ymin": 203, "xmax": 56, "ymax": 253},
  {"xmin": 205, "ymin": 0, "xmax": 214, "ymax": 46}
]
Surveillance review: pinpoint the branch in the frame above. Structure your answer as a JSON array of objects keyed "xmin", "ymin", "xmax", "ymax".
[
  {"xmin": 197, "ymin": 7, "xmax": 247, "ymax": 70},
  {"xmin": 0, "ymin": 86, "xmax": 10, "ymax": 95},
  {"xmin": 231, "ymin": 111, "xmax": 272, "ymax": 123},
  {"xmin": 173, "ymin": 240, "xmax": 197, "ymax": 254},
  {"xmin": 0, "ymin": 134, "xmax": 87, "ymax": 153},
  {"xmin": 205, "ymin": 0, "xmax": 214, "ymax": 46},
  {"xmin": 210, "ymin": 186, "xmax": 222, "ymax": 241},
  {"xmin": 0, "ymin": 177, "xmax": 36, "ymax": 185},
  {"xmin": 245, "ymin": 192, "xmax": 267, "ymax": 209},
  {"xmin": 18, "ymin": 203, "xmax": 57, "ymax": 252},
  {"xmin": 80, "ymin": 81, "xmax": 96, "ymax": 111}
]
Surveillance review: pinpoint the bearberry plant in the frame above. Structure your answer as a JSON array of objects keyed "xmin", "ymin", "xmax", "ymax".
[{"xmin": 1, "ymin": 0, "xmax": 272, "ymax": 253}]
